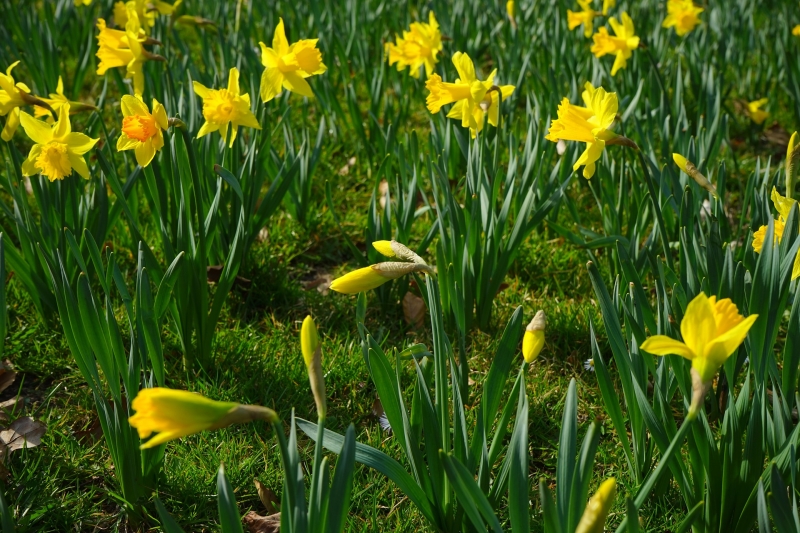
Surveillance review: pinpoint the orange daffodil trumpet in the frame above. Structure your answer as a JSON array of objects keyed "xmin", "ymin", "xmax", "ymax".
[
  {"xmin": 385, "ymin": 12, "xmax": 443, "ymax": 79},
  {"xmin": 96, "ymin": 7, "xmax": 164, "ymax": 96},
  {"xmin": 546, "ymin": 82, "xmax": 636, "ymax": 179},
  {"xmin": 662, "ymin": 0, "xmax": 703, "ymax": 36},
  {"xmin": 193, "ymin": 67, "xmax": 261, "ymax": 147},
  {"xmin": 591, "ymin": 12, "xmax": 639, "ymax": 76},
  {"xmin": 259, "ymin": 18, "xmax": 327, "ymax": 103},
  {"xmin": 19, "ymin": 105, "xmax": 99, "ymax": 182},
  {"xmin": 117, "ymin": 95, "xmax": 168, "ymax": 167},
  {"xmin": 330, "ymin": 240, "xmax": 434, "ymax": 294},
  {"xmin": 522, "ymin": 311, "xmax": 546, "ymax": 363},
  {"xmin": 567, "ymin": 0, "xmax": 597, "ymax": 38},
  {"xmin": 640, "ymin": 292, "xmax": 757, "ymax": 418},
  {"xmin": 751, "ymin": 187, "xmax": 800, "ymax": 280},
  {"xmin": 425, "ymin": 52, "xmax": 515, "ymax": 138},
  {"xmin": 128, "ymin": 387, "xmax": 278, "ymax": 449}
]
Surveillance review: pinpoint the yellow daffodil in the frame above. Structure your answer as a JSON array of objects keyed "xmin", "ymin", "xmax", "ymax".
[
  {"xmin": 575, "ymin": 478, "xmax": 616, "ymax": 533},
  {"xmin": 640, "ymin": 292, "xmax": 757, "ymax": 416},
  {"xmin": 567, "ymin": 0, "xmax": 597, "ymax": 38},
  {"xmin": 752, "ymin": 187, "xmax": 800, "ymax": 279},
  {"xmin": 193, "ymin": 67, "xmax": 261, "ymax": 147},
  {"xmin": 96, "ymin": 10, "xmax": 159, "ymax": 96},
  {"xmin": 747, "ymin": 98, "xmax": 769, "ymax": 125},
  {"xmin": 425, "ymin": 52, "xmax": 515, "ymax": 138},
  {"xmin": 34, "ymin": 76, "xmax": 97, "ymax": 122},
  {"xmin": 793, "ymin": 25, "xmax": 800, "ymax": 37},
  {"xmin": 787, "ymin": 131, "xmax": 799, "ymax": 197},
  {"xmin": 74, "ymin": 0, "xmax": 92, "ymax": 6},
  {"xmin": 19, "ymin": 105, "xmax": 98, "ymax": 181},
  {"xmin": 506, "ymin": 1, "xmax": 517, "ymax": 28},
  {"xmin": 662, "ymin": 0, "xmax": 703, "ymax": 36},
  {"xmin": 522, "ymin": 310, "xmax": 546, "ymax": 363},
  {"xmin": 116, "ymin": 95, "xmax": 168, "ymax": 167},
  {"xmin": 258, "ymin": 18, "xmax": 327, "ymax": 103},
  {"xmin": 113, "ymin": 0, "xmax": 162, "ymax": 29},
  {"xmin": 151, "ymin": 0, "xmax": 183, "ymax": 15},
  {"xmin": 602, "ymin": 0, "xmax": 615, "ymax": 16},
  {"xmin": 301, "ymin": 316, "xmax": 326, "ymax": 419},
  {"xmin": 385, "ymin": 12, "xmax": 443, "ymax": 79},
  {"xmin": 673, "ymin": 153, "xmax": 717, "ymax": 197},
  {"xmin": 546, "ymin": 82, "xmax": 621, "ymax": 179},
  {"xmin": 129, "ymin": 387, "xmax": 278, "ymax": 449},
  {"xmin": 591, "ymin": 12, "xmax": 639, "ymax": 76},
  {"xmin": 0, "ymin": 61, "xmax": 32, "ymax": 141}
]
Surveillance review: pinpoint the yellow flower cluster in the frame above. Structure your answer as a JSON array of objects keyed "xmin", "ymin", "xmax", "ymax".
[{"xmin": 751, "ymin": 187, "xmax": 800, "ymax": 280}]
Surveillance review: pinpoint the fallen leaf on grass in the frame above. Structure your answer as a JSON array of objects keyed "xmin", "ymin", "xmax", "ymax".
[
  {"xmin": 402, "ymin": 292, "xmax": 426, "ymax": 329},
  {"xmin": 0, "ymin": 361, "xmax": 16, "ymax": 395},
  {"xmin": 254, "ymin": 478, "xmax": 279, "ymax": 514},
  {"xmin": 0, "ymin": 416, "xmax": 46, "ymax": 460},
  {"xmin": 0, "ymin": 398, "xmax": 21, "ymax": 423},
  {"xmin": 300, "ymin": 270, "xmax": 333, "ymax": 295},
  {"xmin": 243, "ymin": 511, "xmax": 281, "ymax": 533}
]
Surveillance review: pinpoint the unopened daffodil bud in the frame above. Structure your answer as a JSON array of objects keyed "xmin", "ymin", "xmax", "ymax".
[
  {"xmin": 522, "ymin": 310, "xmax": 545, "ymax": 363},
  {"xmin": 330, "ymin": 262, "xmax": 433, "ymax": 294},
  {"xmin": 673, "ymin": 153, "xmax": 717, "ymax": 198},
  {"xmin": 506, "ymin": 1, "xmax": 516, "ymax": 28},
  {"xmin": 575, "ymin": 478, "xmax": 617, "ymax": 533},
  {"xmin": 129, "ymin": 387, "xmax": 278, "ymax": 449},
  {"xmin": 301, "ymin": 315, "xmax": 326, "ymax": 419},
  {"xmin": 372, "ymin": 240, "xmax": 428, "ymax": 265},
  {"xmin": 786, "ymin": 131, "xmax": 799, "ymax": 200}
]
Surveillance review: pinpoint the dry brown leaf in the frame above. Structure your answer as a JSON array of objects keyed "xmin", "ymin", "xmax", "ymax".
[
  {"xmin": 243, "ymin": 511, "xmax": 281, "ymax": 533},
  {"xmin": 0, "ymin": 398, "xmax": 21, "ymax": 423},
  {"xmin": 300, "ymin": 270, "xmax": 332, "ymax": 295},
  {"xmin": 254, "ymin": 479, "xmax": 280, "ymax": 514},
  {"xmin": 402, "ymin": 292, "xmax": 426, "ymax": 330},
  {"xmin": 0, "ymin": 361, "xmax": 16, "ymax": 396},
  {"xmin": 0, "ymin": 416, "xmax": 46, "ymax": 459}
]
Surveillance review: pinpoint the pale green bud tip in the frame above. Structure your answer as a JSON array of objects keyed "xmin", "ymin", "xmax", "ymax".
[
  {"xmin": 301, "ymin": 315, "xmax": 319, "ymax": 368},
  {"xmin": 372, "ymin": 240, "xmax": 396, "ymax": 258},
  {"xmin": 522, "ymin": 310, "xmax": 546, "ymax": 363},
  {"xmin": 575, "ymin": 477, "xmax": 617, "ymax": 533}
]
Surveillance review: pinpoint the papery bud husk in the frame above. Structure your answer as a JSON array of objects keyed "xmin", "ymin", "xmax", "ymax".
[
  {"xmin": 673, "ymin": 153, "xmax": 718, "ymax": 198},
  {"xmin": 307, "ymin": 345, "xmax": 327, "ymax": 419},
  {"xmin": 605, "ymin": 135, "xmax": 639, "ymax": 150},
  {"xmin": 522, "ymin": 310, "xmax": 546, "ymax": 363},
  {"xmin": 688, "ymin": 367, "xmax": 711, "ymax": 420},
  {"xmin": 374, "ymin": 240, "xmax": 429, "ymax": 266},
  {"xmin": 210, "ymin": 404, "xmax": 279, "ymax": 430},
  {"xmin": 373, "ymin": 261, "xmax": 434, "ymax": 278}
]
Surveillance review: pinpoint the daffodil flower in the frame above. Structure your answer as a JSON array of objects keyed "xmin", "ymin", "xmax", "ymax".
[
  {"xmin": 546, "ymin": 82, "xmax": 626, "ymax": 179},
  {"xmin": 258, "ymin": 18, "xmax": 327, "ymax": 103},
  {"xmin": 425, "ymin": 52, "xmax": 515, "ymax": 138},
  {"xmin": 96, "ymin": 9, "xmax": 161, "ymax": 96},
  {"xmin": 506, "ymin": 1, "xmax": 516, "ymax": 28},
  {"xmin": 193, "ymin": 67, "xmax": 261, "ymax": 147},
  {"xmin": 522, "ymin": 310, "xmax": 546, "ymax": 363},
  {"xmin": 129, "ymin": 387, "xmax": 278, "ymax": 449},
  {"xmin": 640, "ymin": 292, "xmax": 757, "ymax": 416},
  {"xmin": 114, "ymin": 0, "xmax": 157, "ymax": 30},
  {"xmin": 19, "ymin": 105, "xmax": 99, "ymax": 181},
  {"xmin": 301, "ymin": 316, "xmax": 326, "ymax": 419},
  {"xmin": 567, "ymin": 0, "xmax": 597, "ymax": 38},
  {"xmin": 116, "ymin": 95, "xmax": 168, "ymax": 167},
  {"xmin": 751, "ymin": 187, "xmax": 800, "ymax": 279},
  {"xmin": 385, "ymin": 12, "xmax": 443, "ymax": 79},
  {"xmin": 74, "ymin": 0, "xmax": 92, "ymax": 6},
  {"xmin": 747, "ymin": 98, "xmax": 769, "ymax": 125},
  {"xmin": 793, "ymin": 25, "xmax": 800, "ymax": 37},
  {"xmin": 0, "ymin": 61, "xmax": 33, "ymax": 141},
  {"xmin": 575, "ymin": 478, "xmax": 616, "ymax": 533},
  {"xmin": 602, "ymin": 0, "xmax": 615, "ymax": 16},
  {"xmin": 662, "ymin": 0, "xmax": 703, "ymax": 36},
  {"xmin": 591, "ymin": 12, "xmax": 639, "ymax": 76},
  {"xmin": 34, "ymin": 76, "xmax": 97, "ymax": 122}
]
